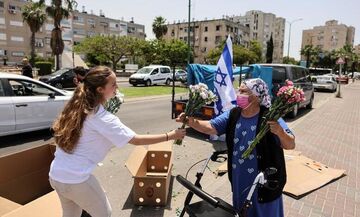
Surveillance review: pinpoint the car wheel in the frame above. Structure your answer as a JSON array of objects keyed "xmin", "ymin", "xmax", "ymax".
[
  {"xmin": 54, "ymin": 83, "xmax": 63, "ymax": 89},
  {"xmin": 306, "ymin": 95, "xmax": 314, "ymax": 109},
  {"xmin": 289, "ymin": 104, "xmax": 298, "ymax": 118},
  {"xmin": 132, "ymin": 84, "xmax": 137, "ymax": 87},
  {"xmin": 165, "ymin": 79, "xmax": 171, "ymax": 86},
  {"xmin": 145, "ymin": 80, "xmax": 152, "ymax": 87}
]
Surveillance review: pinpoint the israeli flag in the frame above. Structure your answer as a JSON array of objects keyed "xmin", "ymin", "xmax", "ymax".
[{"xmin": 214, "ymin": 35, "xmax": 237, "ymax": 115}]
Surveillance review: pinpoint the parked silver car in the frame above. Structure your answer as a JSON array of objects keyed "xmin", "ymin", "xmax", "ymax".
[{"xmin": 313, "ymin": 76, "xmax": 337, "ymax": 92}]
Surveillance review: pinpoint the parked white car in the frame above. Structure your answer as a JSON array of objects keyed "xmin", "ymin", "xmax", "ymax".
[
  {"xmin": 313, "ymin": 75, "xmax": 337, "ymax": 92},
  {"xmin": 0, "ymin": 73, "xmax": 73, "ymax": 136},
  {"xmin": 129, "ymin": 65, "xmax": 172, "ymax": 86}
]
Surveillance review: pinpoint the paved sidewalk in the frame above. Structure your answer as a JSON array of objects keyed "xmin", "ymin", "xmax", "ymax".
[
  {"xmin": 93, "ymin": 82, "xmax": 360, "ymax": 217},
  {"xmin": 282, "ymin": 82, "xmax": 360, "ymax": 217}
]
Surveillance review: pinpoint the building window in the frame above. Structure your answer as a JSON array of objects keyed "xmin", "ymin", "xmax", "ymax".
[
  {"xmin": 10, "ymin": 20, "xmax": 23, "ymax": 27},
  {"xmin": 45, "ymin": 37, "xmax": 51, "ymax": 44},
  {"xmin": 215, "ymin": 36, "xmax": 222, "ymax": 44},
  {"xmin": 0, "ymin": 17, "xmax": 4, "ymax": 25},
  {"xmin": 12, "ymin": 51, "xmax": 25, "ymax": 57},
  {"xmin": 0, "ymin": 1, "xmax": 4, "ymax": 8},
  {"xmin": 216, "ymin": 25, "xmax": 221, "ymax": 31},
  {"xmin": 45, "ymin": 24, "xmax": 53, "ymax": 31},
  {"xmin": 179, "ymin": 37, "xmax": 183, "ymax": 40},
  {"xmin": 35, "ymin": 38, "xmax": 44, "ymax": 47},
  {"xmin": 204, "ymin": 37, "xmax": 208, "ymax": 42},
  {"xmin": 11, "ymin": 36, "xmax": 23, "ymax": 42},
  {"xmin": 73, "ymin": 29, "xmax": 85, "ymax": 35},
  {"xmin": 0, "ymin": 33, "xmax": 6, "ymax": 40},
  {"xmin": 204, "ymin": 26, "xmax": 208, "ymax": 32},
  {"xmin": 180, "ymin": 27, "xmax": 183, "ymax": 31},
  {"xmin": 184, "ymin": 36, "xmax": 188, "ymax": 42},
  {"xmin": 87, "ymin": 18, "xmax": 95, "ymax": 26},
  {"xmin": 127, "ymin": 27, "xmax": 136, "ymax": 33},
  {"xmin": 73, "ymin": 15, "xmax": 84, "ymax": 23}
]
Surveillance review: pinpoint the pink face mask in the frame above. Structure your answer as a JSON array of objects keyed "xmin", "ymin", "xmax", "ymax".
[{"xmin": 236, "ymin": 94, "xmax": 250, "ymax": 109}]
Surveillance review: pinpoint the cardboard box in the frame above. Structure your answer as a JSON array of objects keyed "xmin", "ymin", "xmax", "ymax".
[
  {"xmin": 283, "ymin": 154, "xmax": 346, "ymax": 199},
  {"xmin": 0, "ymin": 144, "xmax": 62, "ymax": 217},
  {"xmin": 125, "ymin": 141, "xmax": 173, "ymax": 206}
]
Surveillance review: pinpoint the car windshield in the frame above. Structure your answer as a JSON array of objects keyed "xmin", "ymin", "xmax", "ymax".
[
  {"xmin": 51, "ymin": 68, "xmax": 70, "ymax": 76},
  {"xmin": 137, "ymin": 67, "xmax": 153, "ymax": 74}
]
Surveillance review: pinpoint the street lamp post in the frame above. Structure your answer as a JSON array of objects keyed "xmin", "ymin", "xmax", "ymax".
[
  {"xmin": 187, "ymin": 0, "xmax": 191, "ymax": 64},
  {"xmin": 287, "ymin": 18, "xmax": 302, "ymax": 59}
]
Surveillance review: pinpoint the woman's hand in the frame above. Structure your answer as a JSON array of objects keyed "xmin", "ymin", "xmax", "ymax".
[
  {"xmin": 267, "ymin": 121, "xmax": 295, "ymax": 150},
  {"xmin": 168, "ymin": 128, "xmax": 186, "ymax": 140},
  {"xmin": 267, "ymin": 121, "xmax": 284, "ymax": 136},
  {"xmin": 176, "ymin": 113, "xmax": 195, "ymax": 127}
]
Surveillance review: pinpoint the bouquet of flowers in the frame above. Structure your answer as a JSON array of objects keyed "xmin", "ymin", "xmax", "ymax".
[
  {"xmin": 104, "ymin": 90, "xmax": 124, "ymax": 114},
  {"xmin": 242, "ymin": 80, "xmax": 305, "ymax": 159},
  {"xmin": 174, "ymin": 83, "xmax": 218, "ymax": 145}
]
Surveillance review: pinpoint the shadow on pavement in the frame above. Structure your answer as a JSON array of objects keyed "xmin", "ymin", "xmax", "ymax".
[{"xmin": 122, "ymin": 176, "xmax": 176, "ymax": 217}]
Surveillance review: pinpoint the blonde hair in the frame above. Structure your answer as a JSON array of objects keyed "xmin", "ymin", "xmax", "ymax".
[{"xmin": 52, "ymin": 66, "xmax": 113, "ymax": 153}]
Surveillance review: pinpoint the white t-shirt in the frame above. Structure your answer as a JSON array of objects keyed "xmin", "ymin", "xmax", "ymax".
[{"xmin": 49, "ymin": 105, "xmax": 136, "ymax": 184}]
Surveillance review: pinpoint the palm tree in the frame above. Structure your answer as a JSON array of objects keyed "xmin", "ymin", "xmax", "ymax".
[
  {"xmin": 152, "ymin": 16, "xmax": 168, "ymax": 40},
  {"xmin": 300, "ymin": 45, "xmax": 319, "ymax": 68},
  {"xmin": 333, "ymin": 45, "xmax": 354, "ymax": 73},
  {"xmin": 22, "ymin": 0, "xmax": 47, "ymax": 66},
  {"xmin": 43, "ymin": 0, "xmax": 77, "ymax": 70}
]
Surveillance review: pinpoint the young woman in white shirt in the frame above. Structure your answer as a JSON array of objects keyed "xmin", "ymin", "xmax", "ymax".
[{"xmin": 49, "ymin": 66, "xmax": 185, "ymax": 217}]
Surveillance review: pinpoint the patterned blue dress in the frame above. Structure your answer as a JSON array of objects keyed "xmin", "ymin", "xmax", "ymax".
[{"xmin": 210, "ymin": 110, "xmax": 292, "ymax": 217}]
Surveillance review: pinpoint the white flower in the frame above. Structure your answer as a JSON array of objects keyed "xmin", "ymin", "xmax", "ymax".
[{"xmin": 200, "ymin": 92, "xmax": 207, "ymax": 100}]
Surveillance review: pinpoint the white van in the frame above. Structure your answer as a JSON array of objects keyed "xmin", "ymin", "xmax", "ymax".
[{"xmin": 129, "ymin": 65, "xmax": 172, "ymax": 86}]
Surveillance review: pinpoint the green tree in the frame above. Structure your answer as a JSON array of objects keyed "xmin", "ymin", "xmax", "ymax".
[
  {"xmin": 162, "ymin": 39, "xmax": 188, "ymax": 67},
  {"xmin": 300, "ymin": 45, "xmax": 320, "ymax": 68},
  {"xmin": 152, "ymin": 16, "xmax": 168, "ymax": 40},
  {"xmin": 22, "ymin": 0, "xmax": 47, "ymax": 66},
  {"xmin": 282, "ymin": 56, "xmax": 298, "ymax": 65},
  {"xmin": 266, "ymin": 34, "xmax": 274, "ymax": 63},
  {"xmin": 44, "ymin": 0, "xmax": 77, "ymax": 70},
  {"xmin": 74, "ymin": 35, "xmax": 139, "ymax": 71},
  {"xmin": 249, "ymin": 40, "xmax": 262, "ymax": 63},
  {"xmin": 206, "ymin": 44, "xmax": 257, "ymax": 65}
]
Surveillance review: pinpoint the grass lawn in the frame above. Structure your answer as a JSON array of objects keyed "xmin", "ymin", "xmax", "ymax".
[{"xmin": 119, "ymin": 85, "xmax": 188, "ymax": 98}]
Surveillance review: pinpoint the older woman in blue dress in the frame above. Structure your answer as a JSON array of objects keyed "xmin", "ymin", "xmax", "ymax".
[{"xmin": 177, "ymin": 78, "xmax": 295, "ymax": 217}]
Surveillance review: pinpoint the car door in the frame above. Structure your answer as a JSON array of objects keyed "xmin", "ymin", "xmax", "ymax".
[
  {"xmin": 160, "ymin": 67, "xmax": 170, "ymax": 84},
  {"xmin": 150, "ymin": 68, "xmax": 160, "ymax": 84},
  {"xmin": 0, "ymin": 79, "xmax": 15, "ymax": 135},
  {"xmin": 62, "ymin": 69, "xmax": 76, "ymax": 88},
  {"xmin": 8, "ymin": 79, "xmax": 65, "ymax": 131}
]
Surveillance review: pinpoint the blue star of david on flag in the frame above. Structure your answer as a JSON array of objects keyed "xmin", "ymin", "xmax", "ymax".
[{"xmin": 215, "ymin": 68, "xmax": 228, "ymax": 87}]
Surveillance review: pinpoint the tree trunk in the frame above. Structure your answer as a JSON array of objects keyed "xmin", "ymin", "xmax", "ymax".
[
  {"xmin": 112, "ymin": 58, "xmax": 117, "ymax": 72},
  {"xmin": 51, "ymin": 28, "xmax": 64, "ymax": 70},
  {"xmin": 30, "ymin": 32, "xmax": 36, "ymax": 66},
  {"xmin": 306, "ymin": 51, "xmax": 310, "ymax": 68}
]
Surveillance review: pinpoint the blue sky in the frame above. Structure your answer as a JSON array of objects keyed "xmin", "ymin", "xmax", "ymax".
[{"xmin": 74, "ymin": 0, "xmax": 359, "ymax": 60}]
